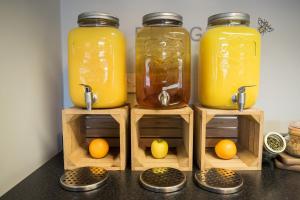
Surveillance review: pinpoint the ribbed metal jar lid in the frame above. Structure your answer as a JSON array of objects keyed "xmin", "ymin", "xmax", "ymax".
[
  {"xmin": 208, "ymin": 12, "xmax": 250, "ymax": 26},
  {"xmin": 77, "ymin": 11, "xmax": 119, "ymax": 27},
  {"xmin": 143, "ymin": 12, "xmax": 183, "ymax": 26}
]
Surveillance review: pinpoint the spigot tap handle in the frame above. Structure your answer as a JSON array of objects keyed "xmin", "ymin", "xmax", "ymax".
[
  {"xmin": 238, "ymin": 85, "xmax": 256, "ymax": 93},
  {"xmin": 80, "ymin": 84, "xmax": 92, "ymax": 92}
]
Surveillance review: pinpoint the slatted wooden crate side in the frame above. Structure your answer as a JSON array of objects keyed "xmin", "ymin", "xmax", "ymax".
[
  {"xmin": 83, "ymin": 115, "xmax": 120, "ymax": 138},
  {"xmin": 139, "ymin": 115, "xmax": 183, "ymax": 128},
  {"xmin": 85, "ymin": 116, "xmax": 119, "ymax": 128},
  {"xmin": 207, "ymin": 116, "xmax": 238, "ymax": 128},
  {"xmin": 139, "ymin": 115, "xmax": 183, "ymax": 139},
  {"xmin": 206, "ymin": 128, "xmax": 238, "ymax": 138},
  {"xmin": 205, "ymin": 116, "xmax": 238, "ymax": 147}
]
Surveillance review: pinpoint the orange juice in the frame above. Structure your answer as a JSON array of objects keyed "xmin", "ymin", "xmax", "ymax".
[
  {"xmin": 68, "ymin": 12, "xmax": 127, "ymax": 108},
  {"xmin": 199, "ymin": 13, "xmax": 261, "ymax": 109}
]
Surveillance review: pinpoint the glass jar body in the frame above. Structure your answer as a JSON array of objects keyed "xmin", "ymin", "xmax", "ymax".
[
  {"xmin": 286, "ymin": 126, "xmax": 300, "ymax": 157},
  {"xmin": 136, "ymin": 26, "xmax": 191, "ymax": 108},
  {"xmin": 68, "ymin": 27, "xmax": 127, "ymax": 108},
  {"xmin": 199, "ymin": 25, "xmax": 261, "ymax": 109}
]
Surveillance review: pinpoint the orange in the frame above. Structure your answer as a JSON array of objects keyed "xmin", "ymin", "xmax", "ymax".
[
  {"xmin": 215, "ymin": 139, "xmax": 237, "ymax": 160},
  {"xmin": 89, "ymin": 138, "xmax": 109, "ymax": 159}
]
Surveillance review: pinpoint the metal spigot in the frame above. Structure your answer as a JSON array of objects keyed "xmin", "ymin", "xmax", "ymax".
[
  {"xmin": 158, "ymin": 83, "xmax": 180, "ymax": 107},
  {"xmin": 232, "ymin": 85, "xmax": 255, "ymax": 111},
  {"xmin": 80, "ymin": 84, "xmax": 97, "ymax": 111},
  {"xmin": 158, "ymin": 89, "xmax": 170, "ymax": 107}
]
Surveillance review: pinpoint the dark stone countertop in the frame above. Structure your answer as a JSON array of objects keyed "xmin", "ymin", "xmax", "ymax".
[{"xmin": 1, "ymin": 153, "xmax": 300, "ymax": 200}]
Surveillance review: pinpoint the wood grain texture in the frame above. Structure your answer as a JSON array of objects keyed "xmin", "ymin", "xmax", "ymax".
[
  {"xmin": 195, "ymin": 106, "xmax": 264, "ymax": 171},
  {"xmin": 62, "ymin": 106, "xmax": 128, "ymax": 170},
  {"xmin": 131, "ymin": 106, "xmax": 193, "ymax": 171}
]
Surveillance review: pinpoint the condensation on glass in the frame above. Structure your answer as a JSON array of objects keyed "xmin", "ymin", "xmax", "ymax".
[{"xmin": 135, "ymin": 12, "xmax": 191, "ymax": 108}]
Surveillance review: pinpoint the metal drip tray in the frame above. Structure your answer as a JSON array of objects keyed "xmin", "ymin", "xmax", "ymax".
[
  {"xmin": 139, "ymin": 167, "xmax": 186, "ymax": 193},
  {"xmin": 60, "ymin": 167, "xmax": 109, "ymax": 192},
  {"xmin": 194, "ymin": 168, "xmax": 243, "ymax": 194}
]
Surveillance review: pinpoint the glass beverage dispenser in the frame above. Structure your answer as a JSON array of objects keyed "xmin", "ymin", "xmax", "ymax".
[
  {"xmin": 199, "ymin": 12, "xmax": 261, "ymax": 111},
  {"xmin": 68, "ymin": 12, "xmax": 127, "ymax": 109},
  {"xmin": 136, "ymin": 12, "xmax": 191, "ymax": 108}
]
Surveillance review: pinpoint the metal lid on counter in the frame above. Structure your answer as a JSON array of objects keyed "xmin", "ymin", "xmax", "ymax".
[
  {"xmin": 60, "ymin": 167, "xmax": 109, "ymax": 192},
  {"xmin": 139, "ymin": 167, "xmax": 186, "ymax": 193}
]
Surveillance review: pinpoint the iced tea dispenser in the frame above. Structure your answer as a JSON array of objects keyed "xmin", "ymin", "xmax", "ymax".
[{"xmin": 136, "ymin": 12, "xmax": 191, "ymax": 108}]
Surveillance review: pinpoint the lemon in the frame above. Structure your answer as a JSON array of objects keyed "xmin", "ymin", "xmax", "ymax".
[{"xmin": 151, "ymin": 139, "xmax": 169, "ymax": 159}]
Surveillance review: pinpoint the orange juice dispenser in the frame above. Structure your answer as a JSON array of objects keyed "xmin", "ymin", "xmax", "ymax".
[
  {"xmin": 199, "ymin": 12, "xmax": 261, "ymax": 111},
  {"xmin": 135, "ymin": 12, "xmax": 191, "ymax": 108},
  {"xmin": 68, "ymin": 12, "xmax": 127, "ymax": 110}
]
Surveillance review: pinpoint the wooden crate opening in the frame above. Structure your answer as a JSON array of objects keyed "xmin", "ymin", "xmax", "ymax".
[
  {"xmin": 131, "ymin": 107, "xmax": 193, "ymax": 171},
  {"xmin": 137, "ymin": 115, "xmax": 189, "ymax": 169},
  {"xmin": 62, "ymin": 107, "xmax": 128, "ymax": 170},
  {"xmin": 65, "ymin": 115, "xmax": 121, "ymax": 169},
  {"xmin": 195, "ymin": 107, "xmax": 263, "ymax": 170},
  {"xmin": 205, "ymin": 115, "xmax": 260, "ymax": 170}
]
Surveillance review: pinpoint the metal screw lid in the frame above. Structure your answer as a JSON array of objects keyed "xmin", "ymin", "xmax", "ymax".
[
  {"xmin": 60, "ymin": 167, "xmax": 109, "ymax": 192},
  {"xmin": 143, "ymin": 12, "xmax": 183, "ymax": 26},
  {"xmin": 194, "ymin": 168, "xmax": 243, "ymax": 194},
  {"xmin": 77, "ymin": 11, "xmax": 119, "ymax": 27},
  {"xmin": 208, "ymin": 12, "xmax": 250, "ymax": 27},
  {"xmin": 139, "ymin": 167, "xmax": 186, "ymax": 193}
]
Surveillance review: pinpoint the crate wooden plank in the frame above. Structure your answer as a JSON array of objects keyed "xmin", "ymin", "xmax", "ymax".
[
  {"xmin": 139, "ymin": 128, "xmax": 182, "ymax": 137},
  {"xmin": 84, "ymin": 115, "xmax": 119, "ymax": 129},
  {"xmin": 139, "ymin": 115, "xmax": 183, "ymax": 128},
  {"xmin": 85, "ymin": 128, "xmax": 119, "ymax": 137},
  {"xmin": 207, "ymin": 116, "xmax": 238, "ymax": 128},
  {"xmin": 206, "ymin": 128, "xmax": 238, "ymax": 138}
]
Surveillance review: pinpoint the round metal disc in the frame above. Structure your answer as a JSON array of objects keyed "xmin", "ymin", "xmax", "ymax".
[
  {"xmin": 60, "ymin": 167, "xmax": 108, "ymax": 192},
  {"xmin": 194, "ymin": 168, "xmax": 243, "ymax": 194},
  {"xmin": 139, "ymin": 167, "xmax": 186, "ymax": 193}
]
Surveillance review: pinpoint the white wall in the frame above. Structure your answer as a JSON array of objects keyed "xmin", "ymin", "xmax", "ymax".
[
  {"xmin": 60, "ymin": 1, "xmax": 300, "ymax": 131},
  {"xmin": 0, "ymin": 0, "xmax": 62, "ymax": 196}
]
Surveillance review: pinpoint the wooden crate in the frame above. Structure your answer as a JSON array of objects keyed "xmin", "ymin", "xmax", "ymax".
[
  {"xmin": 62, "ymin": 106, "xmax": 128, "ymax": 170},
  {"xmin": 195, "ymin": 106, "xmax": 264, "ymax": 170},
  {"xmin": 131, "ymin": 106, "xmax": 193, "ymax": 171}
]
